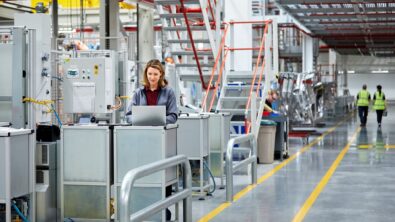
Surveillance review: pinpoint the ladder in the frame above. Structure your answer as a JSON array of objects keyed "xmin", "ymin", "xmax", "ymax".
[
  {"xmin": 215, "ymin": 21, "xmax": 276, "ymax": 137},
  {"xmin": 155, "ymin": 0, "xmax": 219, "ymax": 88}
]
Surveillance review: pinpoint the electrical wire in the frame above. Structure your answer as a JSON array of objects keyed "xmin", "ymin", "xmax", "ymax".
[
  {"xmin": 50, "ymin": 104, "xmax": 63, "ymax": 127},
  {"xmin": 110, "ymin": 96, "xmax": 122, "ymax": 110},
  {"xmin": 11, "ymin": 202, "xmax": 29, "ymax": 222},
  {"xmin": 23, "ymin": 97, "xmax": 53, "ymax": 113},
  {"xmin": 111, "ymin": 96, "xmax": 131, "ymax": 110},
  {"xmin": 203, "ymin": 159, "xmax": 216, "ymax": 195},
  {"xmin": 51, "ymin": 76, "xmax": 63, "ymax": 81}
]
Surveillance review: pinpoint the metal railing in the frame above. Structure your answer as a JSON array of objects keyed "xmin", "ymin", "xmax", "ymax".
[
  {"xmin": 120, "ymin": 155, "xmax": 192, "ymax": 222},
  {"xmin": 226, "ymin": 133, "xmax": 257, "ymax": 202}
]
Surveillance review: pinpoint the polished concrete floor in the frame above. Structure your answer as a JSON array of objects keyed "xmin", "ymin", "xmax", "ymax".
[{"xmin": 191, "ymin": 106, "xmax": 395, "ymax": 222}]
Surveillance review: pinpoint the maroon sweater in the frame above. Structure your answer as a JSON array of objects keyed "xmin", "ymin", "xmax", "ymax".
[{"xmin": 145, "ymin": 87, "xmax": 159, "ymax": 105}]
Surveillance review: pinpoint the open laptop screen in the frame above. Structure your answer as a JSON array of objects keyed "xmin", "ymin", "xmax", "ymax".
[{"xmin": 131, "ymin": 106, "xmax": 166, "ymax": 126}]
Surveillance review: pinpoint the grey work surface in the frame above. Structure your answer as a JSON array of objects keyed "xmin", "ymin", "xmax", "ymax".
[{"xmin": 189, "ymin": 105, "xmax": 395, "ymax": 222}]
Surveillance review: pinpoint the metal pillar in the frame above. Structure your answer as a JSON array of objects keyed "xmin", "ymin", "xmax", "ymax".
[
  {"xmin": 138, "ymin": 7, "xmax": 155, "ymax": 64},
  {"xmin": 11, "ymin": 28, "xmax": 27, "ymax": 129},
  {"xmin": 272, "ymin": 18, "xmax": 279, "ymax": 75},
  {"xmin": 100, "ymin": 0, "xmax": 119, "ymax": 50},
  {"xmin": 51, "ymin": 0, "xmax": 59, "ymax": 125},
  {"xmin": 224, "ymin": 0, "xmax": 252, "ymax": 71},
  {"xmin": 302, "ymin": 34, "xmax": 314, "ymax": 73},
  {"xmin": 329, "ymin": 48, "xmax": 337, "ymax": 83},
  {"xmin": 265, "ymin": 22, "xmax": 273, "ymax": 80}
]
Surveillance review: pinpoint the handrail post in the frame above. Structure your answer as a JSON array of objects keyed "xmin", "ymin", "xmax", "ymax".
[
  {"xmin": 226, "ymin": 134, "xmax": 257, "ymax": 202},
  {"xmin": 251, "ymin": 135, "xmax": 257, "ymax": 184},
  {"xmin": 120, "ymin": 155, "xmax": 192, "ymax": 222},
  {"xmin": 251, "ymin": 93, "xmax": 257, "ymax": 140},
  {"xmin": 183, "ymin": 159, "xmax": 192, "ymax": 222},
  {"xmin": 226, "ymin": 138, "xmax": 234, "ymax": 202},
  {"xmin": 230, "ymin": 21, "xmax": 235, "ymax": 71}
]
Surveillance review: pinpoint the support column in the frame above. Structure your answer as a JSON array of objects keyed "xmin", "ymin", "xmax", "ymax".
[
  {"xmin": 138, "ymin": 7, "xmax": 155, "ymax": 64},
  {"xmin": 272, "ymin": 18, "xmax": 279, "ymax": 76},
  {"xmin": 100, "ymin": 0, "xmax": 119, "ymax": 50},
  {"xmin": 329, "ymin": 48, "xmax": 337, "ymax": 83},
  {"xmin": 224, "ymin": 0, "xmax": 252, "ymax": 71},
  {"xmin": 302, "ymin": 34, "xmax": 314, "ymax": 73}
]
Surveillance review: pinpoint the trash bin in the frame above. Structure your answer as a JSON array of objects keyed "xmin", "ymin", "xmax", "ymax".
[{"xmin": 258, "ymin": 120, "xmax": 277, "ymax": 163}]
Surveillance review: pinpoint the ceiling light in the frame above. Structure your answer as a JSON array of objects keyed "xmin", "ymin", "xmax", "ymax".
[
  {"xmin": 372, "ymin": 70, "xmax": 388, "ymax": 73},
  {"xmin": 347, "ymin": 70, "xmax": 355, "ymax": 74}
]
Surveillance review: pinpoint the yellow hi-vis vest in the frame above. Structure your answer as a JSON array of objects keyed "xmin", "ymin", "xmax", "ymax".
[
  {"xmin": 373, "ymin": 92, "xmax": 385, "ymax": 110},
  {"xmin": 357, "ymin": 90, "xmax": 370, "ymax": 107}
]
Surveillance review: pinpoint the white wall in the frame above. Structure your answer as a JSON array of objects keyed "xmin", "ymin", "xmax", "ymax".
[
  {"xmin": 224, "ymin": 0, "xmax": 252, "ymax": 71},
  {"xmin": 348, "ymin": 74, "xmax": 395, "ymax": 100}
]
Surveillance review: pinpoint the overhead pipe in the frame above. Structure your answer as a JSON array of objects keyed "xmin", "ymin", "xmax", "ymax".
[
  {"xmin": 294, "ymin": 1, "xmax": 395, "ymax": 5},
  {"xmin": 318, "ymin": 20, "xmax": 395, "ymax": 24},
  {"xmin": 318, "ymin": 33, "xmax": 395, "ymax": 39},
  {"xmin": 278, "ymin": 23, "xmax": 315, "ymax": 37}
]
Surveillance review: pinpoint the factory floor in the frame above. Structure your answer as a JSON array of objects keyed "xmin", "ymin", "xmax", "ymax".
[{"xmin": 190, "ymin": 105, "xmax": 395, "ymax": 222}]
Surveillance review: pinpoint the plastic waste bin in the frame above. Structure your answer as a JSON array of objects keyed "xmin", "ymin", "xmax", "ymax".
[{"xmin": 258, "ymin": 120, "xmax": 277, "ymax": 163}]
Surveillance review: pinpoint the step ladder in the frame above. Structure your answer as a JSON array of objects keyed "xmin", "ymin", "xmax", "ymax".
[
  {"xmin": 155, "ymin": 0, "xmax": 219, "ymax": 86},
  {"xmin": 215, "ymin": 20, "xmax": 276, "ymax": 137},
  {"xmin": 216, "ymin": 71, "xmax": 265, "ymax": 136}
]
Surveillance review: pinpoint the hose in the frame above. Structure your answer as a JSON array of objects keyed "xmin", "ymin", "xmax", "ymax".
[
  {"xmin": 203, "ymin": 159, "xmax": 216, "ymax": 195},
  {"xmin": 11, "ymin": 202, "xmax": 29, "ymax": 222},
  {"xmin": 51, "ymin": 104, "xmax": 63, "ymax": 127}
]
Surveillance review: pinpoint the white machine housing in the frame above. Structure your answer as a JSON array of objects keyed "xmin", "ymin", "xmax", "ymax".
[
  {"xmin": 62, "ymin": 54, "xmax": 117, "ymax": 114},
  {"xmin": 15, "ymin": 14, "xmax": 52, "ymax": 123}
]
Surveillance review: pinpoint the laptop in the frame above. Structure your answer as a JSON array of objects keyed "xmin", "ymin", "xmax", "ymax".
[{"xmin": 131, "ymin": 106, "xmax": 166, "ymax": 126}]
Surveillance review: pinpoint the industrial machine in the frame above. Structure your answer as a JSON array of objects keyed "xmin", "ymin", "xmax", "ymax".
[
  {"xmin": 0, "ymin": 127, "xmax": 34, "ymax": 222},
  {"xmin": 62, "ymin": 51, "xmax": 118, "ymax": 115},
  {"xmin": 35, "ymin": 142, "xmax": 59, "ymax": 222}
]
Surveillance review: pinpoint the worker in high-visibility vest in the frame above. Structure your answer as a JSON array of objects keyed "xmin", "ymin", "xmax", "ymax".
[
  {"xmin": 373, "ymin": 85, "xmax": 386, "ymax": 128},
  {"xmin": 356, "ymin": 84, "xmax": 371, "ymax": 127}
]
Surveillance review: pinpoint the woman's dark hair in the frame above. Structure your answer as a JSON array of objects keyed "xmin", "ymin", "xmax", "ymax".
[{"xmin": 377, "ymin": 85, "xmax": 382, "ymax": 96}]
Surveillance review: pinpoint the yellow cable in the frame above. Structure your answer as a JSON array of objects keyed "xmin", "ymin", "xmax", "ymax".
[{"xmin": 23, "ymin": 97, "xmax": 54, "ymax": 106}]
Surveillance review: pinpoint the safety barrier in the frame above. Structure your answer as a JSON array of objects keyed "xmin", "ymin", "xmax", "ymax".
[
  {"xmin": 120, "ymin": 155, "xmax": 192, "ymax": 222},
  {"xmin": 226, "ymin": 133, "xmax": 257, "ymax": 202}
]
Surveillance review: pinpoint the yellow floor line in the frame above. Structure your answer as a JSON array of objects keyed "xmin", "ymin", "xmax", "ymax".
[
  {"xmin": 197, "ymin": 116, "xmax": 352, "ymax": 222},
  {"xmin": 357, "ymin": 144, "xmax": 373, "ymax": 149},
  {"xmin": 355, "ymin": 144, "xmax": 395, "ymax": 149},
  {"xmin": 292, "ymin": 127, "xmax": 361, "ymax": 222}
]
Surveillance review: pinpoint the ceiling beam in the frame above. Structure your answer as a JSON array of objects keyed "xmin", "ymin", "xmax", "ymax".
[
  {"xmin": 284, "ymin": 6, "xmax": 395, "ymax": 13},
  {"xmin": 0, "ymin": 5, "xmax": 32, "ymax": 19},
  {"xmin": 296, "ymin": 13, "xmax": 395, "ymax": 20},
  {"xmin": 277, "ymin": 0, "xmax": 394, "ymax": 5}
]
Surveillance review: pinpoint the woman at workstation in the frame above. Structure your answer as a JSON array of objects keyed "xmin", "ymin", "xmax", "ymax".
[
  {"xmin": 126, "ymin": 59, "xmax": 178, "ymax": 124},
  {"xmin": 125, "ymin": 59, "xmax": 177, "ymax": 220}
]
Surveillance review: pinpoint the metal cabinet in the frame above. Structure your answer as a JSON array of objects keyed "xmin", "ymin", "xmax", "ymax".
[
  {"xmin": 177, "ymin": 114, "xmax": 211, "ymax": 198},
  {"xmin": 205, "ymin": 113, "xmax": 230, "ymax": 188},
  {"xmin": 0, "ymin": 127, "xmax": 34, "ymax": 222},
  {"xmin": 60, "ymin": 125, "xmax": 112, "ymax": 221},
  {"xmin": 113, "ymin": 125, "xmax": 178, "ymax": 222}
]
